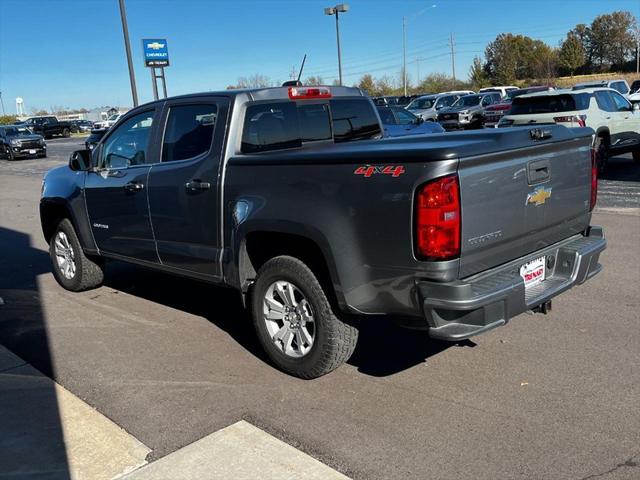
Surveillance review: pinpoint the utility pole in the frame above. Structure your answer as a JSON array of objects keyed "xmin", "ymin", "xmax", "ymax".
[
  {"xmin": 636, "ymin": 28, "xmax": 639, "ymax": 74},
  {"xmin": 414, "ymin": 56, "xmax": 424, "ymax": 86},
  {"xmin": 118, "ymin": 0, "xmax": 139, "ymax": 107},
  {"xmin": 402, "ymin": 16, "xmax": 407, "ymax": 96},
  {"xmin": 0, "ymin": 91, "xmax": 5, "ymax": 115},
  {"xmin": 449, "ymin": 32, "xmax": 456, "ymax": 82}
]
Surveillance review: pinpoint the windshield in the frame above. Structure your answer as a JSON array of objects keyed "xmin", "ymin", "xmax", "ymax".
[
  {"xmin": 407, "ymin": 98, "xmax": 435, "ymax": 110},
  {"xmin": 108, "ymin": 114, "xmax": 120, "ymax": 121},
  {"xmin": 4, "ymin": 127, "xmax": 31, "ymax": 136},
  {"xmin": 453, "ymin": 95, "xmax": 481, "ymax": 107}
]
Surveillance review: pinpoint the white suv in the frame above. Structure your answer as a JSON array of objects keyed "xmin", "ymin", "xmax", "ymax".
[{"xmin": 499, "ymin": 88, "xmax": 640, "ymax": 169}]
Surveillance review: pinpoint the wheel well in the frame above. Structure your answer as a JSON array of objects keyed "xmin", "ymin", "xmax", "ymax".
[
  {"xmin": 240, "ymin": 231, "xmax": 336, "ymax": 302},
  {"xmin": 597, "ymin": 129, "xmax": 610, "ymax": 147},
  {"xmin": 40, "ymin": 202, "xmax": 72, "ymax": 243}
]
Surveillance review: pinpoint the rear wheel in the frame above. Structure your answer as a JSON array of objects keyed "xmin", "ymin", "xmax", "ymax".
[
  {"xmin": 49, "ymin": 218, "xmax": 104, "ymax": 292},
  {"xmin": 594, "ymin": 136, "xmax": 608, "ymax": 174},
  {"xmin": 5, "ymin": 147, "xmax": 15, "ymax": 161},
  {"xmin": 251, "ymin": 256, "xmax": 358, "ymax": 379}
]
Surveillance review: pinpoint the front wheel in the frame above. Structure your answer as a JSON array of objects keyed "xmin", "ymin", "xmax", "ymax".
[
  {"xmin": 49, "ymin": 218, "xmax": 104, "ymax": 291},
  {"xmin": 251, "ymin": 256, "xmax": 358, "ymax": 379},
  {"xmin": 62, "ymin": 128, "xmax": 70, "ymax": 138}
]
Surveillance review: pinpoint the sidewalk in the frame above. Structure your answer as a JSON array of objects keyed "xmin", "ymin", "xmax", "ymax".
[{"xmin": 0, "ymin": 344, "xmax": 350, "ymax": 480}]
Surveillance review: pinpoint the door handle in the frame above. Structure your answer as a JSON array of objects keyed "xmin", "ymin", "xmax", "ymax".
[
  {"xmin": 124, "ymin": 181, "xmax": 144, "ymax": 192},
  {"xmin": 185, "ymin": 180, "xmax": 211, "ymax": 191}
]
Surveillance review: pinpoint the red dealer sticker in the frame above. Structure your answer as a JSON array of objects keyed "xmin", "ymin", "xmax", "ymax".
[{"xmin": 354, "ymin": 165, "xmax": 406, "ymax": 178}]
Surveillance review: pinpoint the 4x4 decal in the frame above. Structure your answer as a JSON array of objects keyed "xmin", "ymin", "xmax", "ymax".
[{"xmin": 354, "ymin": 165, "xmax": 405, "ymax": 178}]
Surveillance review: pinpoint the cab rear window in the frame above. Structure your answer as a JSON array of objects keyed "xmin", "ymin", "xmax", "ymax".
[
  {"xmin": 510, "ymin": 93, "xmax": 590, "ymax": 114},
  {"xmin": 241, "ymin": 98, "xmax": 381, "ymax": 154}
]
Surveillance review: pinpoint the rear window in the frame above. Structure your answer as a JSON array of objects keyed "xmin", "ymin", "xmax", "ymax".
[
  {"xmin": 241, "ymin": 98, "xmax": 380, "ymax": 153},
  {"xmin": 510, "ymin": 93, "xmax": 589, "ymax": 114}
]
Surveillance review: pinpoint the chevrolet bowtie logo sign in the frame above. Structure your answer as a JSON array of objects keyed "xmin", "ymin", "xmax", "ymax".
[
  {"xmin": 147, "ymin": 42, "xmax": 165, "ymax": 50},
  {"xmin": 143, "ymin": 38, "xmax": 169, "ymax": 67},
  {"xmin": 526, "ymin": 187, "xmax": 552, "ymax": 206}
]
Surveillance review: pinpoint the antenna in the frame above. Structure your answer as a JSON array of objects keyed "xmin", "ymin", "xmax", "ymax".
[{"xmin": 296, "ymin": 54, "xmax": 307, "ymax": 84}]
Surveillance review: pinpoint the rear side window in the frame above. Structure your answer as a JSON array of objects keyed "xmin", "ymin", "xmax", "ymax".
[
  {"xmin": 611, "ymin": 81, "xmax": 629, "ymax": 95},
  {"xmin": 510, "ymin": 94, "xmax": 588, "ymax": 114},
  {"xmin": 330, "ymin": 99, "xmax": 381, "ymax": 143},
  {"xmin": 162, "ymin": 104, "xmax": 217, "ymax": 162}
]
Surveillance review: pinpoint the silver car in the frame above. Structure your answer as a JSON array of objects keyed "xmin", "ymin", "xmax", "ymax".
[{"xmin": 406, "ymin": 93, "xmax": 462, "ymax": 121}]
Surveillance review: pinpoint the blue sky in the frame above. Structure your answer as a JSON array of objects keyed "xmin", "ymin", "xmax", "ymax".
[{"xmin": 1, "ymin": 0, "xmax": 638, "ymax": 112}]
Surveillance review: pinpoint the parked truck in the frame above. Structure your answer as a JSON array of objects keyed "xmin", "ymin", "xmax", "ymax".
[
  {"xmin": 23, "ymin": 116, "xmax": 72, "ymax": 139},
  {"xmin": 40, "ymin": 86, "xmax": 606, "ymax": 378}
]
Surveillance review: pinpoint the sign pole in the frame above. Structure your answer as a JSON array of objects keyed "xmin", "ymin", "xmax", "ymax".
[
  {"xmin": 118, "ymin": 0, "xmax": 138, "ymax": 107},
  {"xmin": 160, "ymin": 67, "xmax": 168, "ymax": 98},
  {"xmin": 150, "ymin": 67, "xmax": 159, "ymax": 101}
]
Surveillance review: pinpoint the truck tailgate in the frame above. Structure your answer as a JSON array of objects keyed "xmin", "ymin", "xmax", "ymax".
[{"xmin": 458, "ymin": 128, "xmax": 593, "ymax": 278}]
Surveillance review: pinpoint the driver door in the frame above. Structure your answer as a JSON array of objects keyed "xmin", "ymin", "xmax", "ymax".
[{"xmin": 84, "ymin": 108, "xmax": 160, "ymax": 262}]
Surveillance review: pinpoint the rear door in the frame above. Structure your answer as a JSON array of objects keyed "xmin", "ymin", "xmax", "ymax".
[
  {"xmin": 457, "ymin": 128, "xmax": 593, "ymax": 277},
  {"xmin": 146, "ymin": 96, "xmax": 229, "ymax": 278},
  {"xmin": 84, "ymin": 108, "xmax": 159, "ymax": 262}
]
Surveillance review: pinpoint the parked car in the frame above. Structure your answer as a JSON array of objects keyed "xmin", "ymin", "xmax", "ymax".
[
  {"xmin": 405, "ymin": 93, "xmax": 462, "ymax": 121},
  {"xmin": 23, "ymin": 116, "xmax": 72, "ymax": 139},
  {"xmin": 84, "ymin": 128, "xmax": 108, "ymax": 151},
  {"xmin": 436, "ymin": 92, "xmax": 502, "ymax": 130},
  {"xmin": 573, "ymin": 79, "xmax": 630, "ymax": 97},
  {"xmin": 70, "ymin": 120, "xmax": 93, "ymax": 133},
  {"xmin": 376, "ymin": 106, "xmax": 445, "ymax": 137},
  {"xmin": 484, "ymin": 86, "xmax": 554, "ymax": 128},
  {"xmin": 630, "ymin": 80, "xmax": 640, "ymax": 94},
  {"xmin": 93, "ymin": 113, "xmax": 122, "ymax": 129},
  {"xmin": 499, "ymin": 88, "xmax": 640, "ymax": 169},
  {"xmin": 0, "ymin": 124, "xmax": 46, "ymax": 160},
  {"xmin": 480, "ymin": 86, "xmax": 519, "ymax": 98},
  {"xmin": 40, "ymin": 85, "xmax": 605, "ymax": 378}
]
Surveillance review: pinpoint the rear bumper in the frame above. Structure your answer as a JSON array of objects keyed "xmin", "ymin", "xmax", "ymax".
[{"xmin": 418, "ymin": 227, "xmax": 606, "ymax": 341}]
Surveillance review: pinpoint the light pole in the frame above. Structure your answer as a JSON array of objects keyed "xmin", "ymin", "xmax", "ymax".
[{"xmin": 324, "ymin": 4, "xmax": 349, "ymax": 85}]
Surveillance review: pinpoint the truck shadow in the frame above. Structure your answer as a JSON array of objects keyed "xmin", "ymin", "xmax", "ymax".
[
  {"xmin": 102, "ymin": 261, "xmax": 465, "ymax": 377},
  {"xmin": 601, "ymin": 154, "xmax": 640, "ymax": 182},
  {"xmin": 0, "ymin": 227, "xmax": 71, "ymax": 478}
]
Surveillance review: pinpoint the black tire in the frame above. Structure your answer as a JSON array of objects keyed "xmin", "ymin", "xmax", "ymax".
[
  {"xmin": 594, "ymin": 136, "xmax": 608, "ymax": 174},
  {"xmin": 62, "ymin": 128, "xmax": 70, "ymax": 138},
  {"xmin": 6, "ymin": 147, "xmax": 15, "ymax": 161},
  {"xmin": 251, "ymin": 256, "xmax": 358, "ymax": 379},
  {"xmin": 49, "ymin": 218, "xmax": 104, "ymax": 292}
]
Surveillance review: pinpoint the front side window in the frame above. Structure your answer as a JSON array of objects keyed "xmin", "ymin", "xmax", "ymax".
[
  {"xmin": 162, "ymin": 104, "xmax": 217, "ymax": 162},
  {"xmin": 610, "ymin": 91, "xmax": 631, "ymax": 111},
  {"xmin": 102, "ymin": 111, "xmax": 154, "ymax": 168},
  {"xmin": 394, "ymin": 108, "xmax": 417, "ymax": 125},
  {"xmin": 377, "ymin": 108, "xmax": 396, "ymax": 125}
]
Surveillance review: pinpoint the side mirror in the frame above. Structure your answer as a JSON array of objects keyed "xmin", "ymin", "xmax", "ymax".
[
  {"xmin": 417, "ymin": 117, "xmax": 424, "ymax": 124},
  {"xmin": 69, "ymin": 150, "xmax": 91, "ymax": 171},
  {"xmin": 633, "ymin": 103, "xmax": 640, "ymax": 112}
]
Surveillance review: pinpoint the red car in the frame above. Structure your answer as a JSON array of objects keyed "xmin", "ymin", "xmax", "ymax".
[{"xmin": 483, "ymin": 86, "xmax": 554, "ymax": 128}]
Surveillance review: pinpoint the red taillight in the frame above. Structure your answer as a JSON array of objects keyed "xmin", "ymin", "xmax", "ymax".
[
  {"xmin": 288, "ymin": 86, "xmax": 332, "ymax": 100},
  {"xmin": 590, "ymin": 146, "xmax": 598, "ymax": 211},
  {"xmin": 553, "ymin": 115, "xmax": 586, "ymax": 127},
  {"xmin": 415, "ymin": 175, "xmax": 461, "ymax": 260}
]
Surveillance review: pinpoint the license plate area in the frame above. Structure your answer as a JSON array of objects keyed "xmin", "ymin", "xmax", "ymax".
[
  {"xmin": 28, "ymin": 149, "xmax": 36, "ymax": 154},
  {"xmin": 520, "ymin": 256, "xmax": 546, "ymax": 288}
]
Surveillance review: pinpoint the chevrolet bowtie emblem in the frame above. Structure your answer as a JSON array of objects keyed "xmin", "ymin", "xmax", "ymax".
[
  {"xmin": 147, "ymin": 42, "xmax": 165, "ymax": 50},
  {"xmin": 526, "ymin": 186, "xmax": 552, "ymax": 206}
]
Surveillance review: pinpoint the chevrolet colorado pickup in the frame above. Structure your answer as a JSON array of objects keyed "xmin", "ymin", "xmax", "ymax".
[{"xmin": 40, "ymin": 86, "xmax": 606, "ymax": 378}]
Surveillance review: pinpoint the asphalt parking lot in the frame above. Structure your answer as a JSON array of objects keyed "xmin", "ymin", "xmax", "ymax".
[{"xmin": 1, "ymin": 137, "xmax": 639, "ymax": 479}]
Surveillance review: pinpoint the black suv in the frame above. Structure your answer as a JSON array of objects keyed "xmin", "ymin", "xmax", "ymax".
[{"xmin": 0, "ymin": 125, "xmax": 46, "ymax": 160}]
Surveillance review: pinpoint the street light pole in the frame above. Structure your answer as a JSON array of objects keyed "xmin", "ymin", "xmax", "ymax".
[
  {"xmin": 325, "ymin": 4, "xmax": 349, "ymax": 86},
  {"xmin": 118, "ymin": 0, "xmax": 139, "ymax": 107},
  {"xmin": 403, "ymin": 16, "xmax": 407, "ymax": 96}
]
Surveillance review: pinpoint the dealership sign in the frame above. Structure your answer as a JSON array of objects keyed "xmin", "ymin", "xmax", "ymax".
[{"xmin": 143, "ymin": 39, "xmax": 169, "ymax": 67}]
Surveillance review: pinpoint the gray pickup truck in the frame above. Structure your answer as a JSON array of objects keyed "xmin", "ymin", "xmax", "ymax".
[{"xmin": 40, "ymin": 86, "xmax": 606, "ymax": 378}]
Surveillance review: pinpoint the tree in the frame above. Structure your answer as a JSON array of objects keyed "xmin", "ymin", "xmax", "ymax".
[
  {"xmin": 588, "ymin": 11, "xmax": 637, "ymax": 69},
  {"xmin": 357, "ymin": 74, "xmax": 375, "ymax": 95},
  {"xmin": 374, "ymin": 75, "xmax": 394, "ymax": 96},
  {"xmin": 304, "ymin": 75, "xmax": 324, "ymax": 86},
  {"xmin": 559, "ymin": 32, "xmax": 585, "ymax": 76},
  {"xmin": 0, "ymin": 115, "xmax": 18, "ymax": 125},
  {"xmin": 468, "ymin": 56, "xmax": 490, "ymax": 89},
  {"xmin": 484, "ymin": 33, "xmax": 524, "ymax": 83},
  {"xmin": 529, "ymin": 42, "xmax": 558, "ymax": 81}
]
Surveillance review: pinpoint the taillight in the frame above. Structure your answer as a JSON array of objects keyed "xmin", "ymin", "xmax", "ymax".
[
  {"xmin": 288, "ymin": 86, "xmax": 332, "ymax": 100},
  {"xmin": 415, "ymin": 174, "xmax": 461, "ymax": 260},
  {"xmin": 553, "ymin": 115, "xmax": 586, "ymax": 127},
  {"xmin": 590, "ymin": 146, "xmax": 598, "ymax": 211}
]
